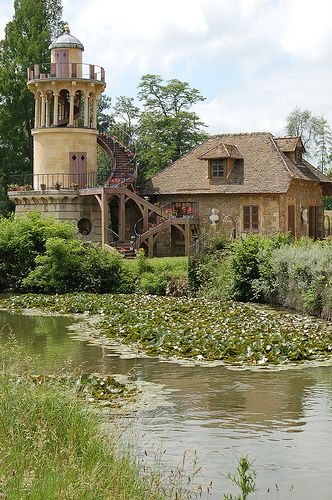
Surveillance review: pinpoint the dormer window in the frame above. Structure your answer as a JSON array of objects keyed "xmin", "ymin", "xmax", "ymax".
[{"xmin": 211, "ymin": 159, "xmax": 225, "ymax": 177}]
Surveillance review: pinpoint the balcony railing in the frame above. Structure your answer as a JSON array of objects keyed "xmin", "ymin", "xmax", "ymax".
[
  {"xmin": 7, "ymin": 172, "xmax": 111, "ymax": 192},
  {"xmin": 27, "ymin": 63, "xmax": 105, "ymax": 82}
]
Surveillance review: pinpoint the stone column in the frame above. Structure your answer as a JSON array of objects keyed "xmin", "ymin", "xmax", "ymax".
[
  {"xmin": 53, "ymin": 93, "xmax": 59, "ymax": 126},
  {"xmin": 34, "ymin": 95, "xmax": 41, "ymax": 128},
  {"xmin": 69, "ymin": 93, "xmax": 75, "ymax": 126},
  {"xmin": 46, "ymin": 96, "xmax": 51, "ymax": 127},
  {"xmin": 84, "ymin": 95, "xmax": 89, "ymax": 127},
  {"xmin": 40, "ymin": 94, "xmax": 46, "ymax": 127},
  {"xmin": 92, "ymin": 96, "xmax": 97, "ymax": 129}
]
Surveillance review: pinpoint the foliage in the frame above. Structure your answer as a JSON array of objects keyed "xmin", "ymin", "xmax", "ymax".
[
  {"xmin": 264, "ymin": 241, "xmax": 332, "ymax": 320},
  {"xmin": 136, "ymin": 74, "xmax": 208, "ymax": 179},
  {"xmin": 0, "ymin": 349, "xmax": 163, "ymax": 499},
  {"xmin": 113, "ymin": 95, "xmax": 140, "ymax": 144},
  {"xmin": 324, "ymin": 168, "xmax": 332, "ymax": 209},
  {"xmin": 231, "ymin": 234, "xmax": 292, "ymax": 302},
  {"xmin": 224, "ymin": 456, "xmax": 256, "ymax": 500},
  {"xmin": 97, "ymin": 94, "xmax": 114, "ymax": 131},
  {"xmin": 0, "ymin": 0, "xmax": 63, "ymax": 215},
  {"xmin": 313, "ymin": 115, "xmax": 332, "ymax": 172},
  {"xmin": 285, "ymin": 107, "xmax": 319, "ymax": 155},
  {"xmin": 6, "ymin": 292, "xmax": 332, "ymax": 366},
  {"xmin": 22, "ymin": 237, "xmax": 129, "ymax": 294},
  {"xmin": 285, "ymin": 107, "xmax": 332, "ymax": 171},
  {"xmin": 0, "ymin": 212, "xmax": 76, "ymax": 291}
]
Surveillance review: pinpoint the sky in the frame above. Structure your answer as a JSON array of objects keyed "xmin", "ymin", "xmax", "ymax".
[{"xmin": 1, "ymin": 0, "xmax": 332, "ymax": 136}]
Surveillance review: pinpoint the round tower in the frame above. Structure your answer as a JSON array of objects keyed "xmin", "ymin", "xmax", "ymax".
[{"xmin": 27, "ymin": 24, "xmax": 106, "ymax": 189}]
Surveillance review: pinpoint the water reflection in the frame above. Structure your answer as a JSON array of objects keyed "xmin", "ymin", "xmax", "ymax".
[{"xmin": 1, "ymin": 310, "xmax": 332, "ymax": 499}]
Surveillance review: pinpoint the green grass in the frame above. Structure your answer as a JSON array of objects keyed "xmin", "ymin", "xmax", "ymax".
[
  {"xmin": 0, "ymin": 345, "xmax": 166, "ymax": 499},
  {"xmin": 123, "ymin": 256, "xmax": 188, "ymax": 277}
]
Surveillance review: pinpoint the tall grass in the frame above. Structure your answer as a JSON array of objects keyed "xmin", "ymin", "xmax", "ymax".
[{"xmin": 0, "ymin": 344, "xmax": 165, "ymax": 499}]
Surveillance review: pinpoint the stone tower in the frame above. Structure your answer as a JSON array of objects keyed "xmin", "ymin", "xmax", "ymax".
[
  {"xmin": 28, "ymin": 24, "xmax": 106, "ymax": 189},
  {"xmin": 9, "ymin": 25, "xmax": 110, "ymax": 241}
]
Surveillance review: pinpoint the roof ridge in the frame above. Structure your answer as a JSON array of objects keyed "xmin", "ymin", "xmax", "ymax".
[
  {"xmin": 210, "ymin": 131, "xmax": 271, "ymax": 138},
  {"xmin": 274, "ymin": 135, "xmax": 301, "ymax": 140}
]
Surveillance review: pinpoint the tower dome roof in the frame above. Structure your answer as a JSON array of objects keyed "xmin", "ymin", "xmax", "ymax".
[{"xmin": 49, "ymin": 24, "xmax": 84, "ymax": 50}]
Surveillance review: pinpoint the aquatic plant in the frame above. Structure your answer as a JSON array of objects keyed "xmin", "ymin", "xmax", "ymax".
[{"xmin": 5, "ymin": 293, "xmax": 332, "ymax": 366}]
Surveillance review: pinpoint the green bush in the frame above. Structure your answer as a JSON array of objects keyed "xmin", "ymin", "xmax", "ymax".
[
  {"xmin": 268, "ymin": 245, "xmax": 332, "ymax": 318},
  {"xmin": 22, "ymin": 238, "xmax": 131, "ymax": 294},
  {"xmin": 0, "ymin": 212, "xmax": 76, "ymax": 291},
  {"xmin": 136, "ymin": 270, "xmax": 170, "ymax": 295},
  {"xmin": 231, "ymin": 233, "xmax": 292, "ymax": 302}
]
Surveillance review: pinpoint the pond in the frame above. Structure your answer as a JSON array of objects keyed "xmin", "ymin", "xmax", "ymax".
[{"xmin": 1, "ymin": 308, "xmax": 332, "ymax": 499}]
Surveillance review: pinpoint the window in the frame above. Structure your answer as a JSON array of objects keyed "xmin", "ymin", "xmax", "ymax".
[
  {"xmin": 211, "ymin": 159, "xmax": 225, "ymax": 177},
  {"xmin": 78, "ymin": 218, "xmax": 92, "ymax": 236},
  {"xmin": 243, "ymin": 205, "xmax": 259, "ymax": 231}
]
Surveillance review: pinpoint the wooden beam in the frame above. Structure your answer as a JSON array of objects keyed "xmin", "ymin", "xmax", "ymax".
[
  {"xmin": 184, "ymin": 223, "xmax": 191, "ymax": 256},
  {"xmin": 119, "ymin": 192, "xmax": 126, "ymax": 241}
]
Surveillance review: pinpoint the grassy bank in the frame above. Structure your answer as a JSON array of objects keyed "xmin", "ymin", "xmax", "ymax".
[
  {"xmin": 0, "ymin": 346, "xmax": 167, "ymax": 499},
  {"xmin": 4, "ymin": 293, "xmax": 332, "ymax": 366}
]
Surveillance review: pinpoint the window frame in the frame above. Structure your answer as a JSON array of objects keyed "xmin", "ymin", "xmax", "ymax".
[
  {"xmin": 210, "ymin": 158, "xmax": 226, "ymax": 178},
  {"xmin": 243, "ymin": 205, "xmax": 259, "ymax": 232}
]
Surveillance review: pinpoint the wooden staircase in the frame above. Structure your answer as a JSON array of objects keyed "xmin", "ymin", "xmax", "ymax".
[{"xmin": 97, "ymin": 130, "xmax": 137, "ymax": 187}]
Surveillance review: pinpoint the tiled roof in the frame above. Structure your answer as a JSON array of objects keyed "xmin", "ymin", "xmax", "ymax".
[
  {"xmin": 274, "ymin": 136, "xmax": 302, "ymax": 152},
  {"xmin": 143, "ymin": 132, "xmax": 332, "ymax": 195},
  {"xmin": 198, "ymin": 142, "xmax": 242, "ymax": 160}
]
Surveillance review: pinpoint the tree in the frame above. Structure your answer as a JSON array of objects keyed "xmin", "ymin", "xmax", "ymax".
[
  {"xmin": 97, "ymin": 95, "xmax": 114, "ymax": 131},
  {"xmin": 285, "ymin": 107, "xmax": 319, "ymax": 154},
  {"xmin": 113, "ymin": 96, "xmax": 140, "ymax": 145},
  {"xmin": 313, "ymin": 116, "xmax": 332, "ymax": 173},
  {"xmin": 0, "ymin": 0, "xmax": 63, "ymax": 214},
  {"xmin": 136, "ymin": 74, "xmax": 208, "ymax": 179}
]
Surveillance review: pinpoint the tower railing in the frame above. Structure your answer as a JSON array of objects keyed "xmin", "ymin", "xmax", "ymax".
[
  {"xmin": 27, "ymin": 63, "xmax": 105, "ymax": 82},
  {"xmin": 7, "ymin": 172, "xmax": 112, "ymax": 191}
]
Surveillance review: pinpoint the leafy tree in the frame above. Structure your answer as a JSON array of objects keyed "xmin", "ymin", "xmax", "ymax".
[
  {"xmin": 136, "ymin": 74, "xmax": 208, "ymax": 179},
  {"xmin": 113, "ymin": 96, "xmax": 139, "ymax": 143},
  {"xmin": 324, "ymin": 168, "xmax": 332, "ymax": 210},
  {"xmin": 285, "ymin": 107, "xmax": 318, "ymax": 154},
  {"xmin": 0, "ymin": 0, "xmax": 63, "ymax": 214},
  {"xmin": 313, "ymin": 116, "xmax": 332, "ymax": 173},
  {"xmin": 97, "ymin": 95, "xmax": 114, "ymax": 131}
]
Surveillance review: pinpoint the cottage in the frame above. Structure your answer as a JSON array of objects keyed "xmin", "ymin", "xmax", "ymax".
[{"xmin": 142, "ymin": 132, "xmax": 332, "ymax": 255}]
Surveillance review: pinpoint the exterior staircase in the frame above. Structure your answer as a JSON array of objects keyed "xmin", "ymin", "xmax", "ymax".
[{"xmin": 97, "ymin": 128, "xmax": 137, "ymax": 187}]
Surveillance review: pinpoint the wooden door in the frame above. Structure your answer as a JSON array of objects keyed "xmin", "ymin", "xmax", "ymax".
[
  {"xmin": 69, "ymin": 152, "xmax": 87, "ymax": 187},
  {"xmin": 288, "ymin": 205, "xmax": 295, "ymax": 237},
  {"xmin": 56, "ymin": 50, "xmax": 69, "ymax": 78},
  {"xmin": 308, "ymin": 206, "xmax": 316, "ymax": 239}
]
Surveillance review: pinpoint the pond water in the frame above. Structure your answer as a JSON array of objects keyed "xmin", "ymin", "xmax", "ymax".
[{"xmin": 1, "ymin": 308, "xmax": 332, "ymax": 499}]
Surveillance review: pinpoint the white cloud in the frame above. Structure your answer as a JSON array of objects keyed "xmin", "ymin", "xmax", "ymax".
[{"xmin": 1, "ymin": 0, "xmax": 332, "ymax": 135}]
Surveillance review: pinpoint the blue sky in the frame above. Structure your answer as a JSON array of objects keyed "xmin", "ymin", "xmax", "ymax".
[{"xmin": 1, "ymin": 0, "xmax": 332, "ymax": 137}]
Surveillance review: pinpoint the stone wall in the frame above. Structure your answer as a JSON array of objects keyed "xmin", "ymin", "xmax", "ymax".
[{"xmin": 11, "ymin": 191, "xmax": 102, "ymax": 242}]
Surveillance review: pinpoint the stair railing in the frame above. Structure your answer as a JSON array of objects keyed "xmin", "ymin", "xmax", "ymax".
[
  {"xmin": 133, "ymin": 201, "xmax": 175, "ymax": 239},
  {"xmin": 97, "ymin": 124, "xmax": 137, "ymax": 188},
  {"xmin": 106, "ymin": 227, "xmax": 120, "ymax": 248}
]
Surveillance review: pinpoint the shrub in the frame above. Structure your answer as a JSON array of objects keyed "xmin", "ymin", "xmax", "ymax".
[
  {"xmin": 136, "ymin": 270, "xmax": 170, "ymax": 295},
  {"xmin": 231, "ymin": 233, "xmax": 292, "ymax": 302},
  {"xmin": 268, "ymin": 245, "xmax": 332, "ymax": 318},
  {"xmin": 0, "ymin": 212, "xmax": 76, "ymax": 291},
  {"xmin": 22, "ymin": 238, "xmax": 131, "ymax": 294}
]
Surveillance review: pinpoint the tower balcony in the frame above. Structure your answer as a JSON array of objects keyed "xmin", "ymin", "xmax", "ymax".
[{"xmin": 27, "ymin": 63, "xmax": 105, "ymax": 83}]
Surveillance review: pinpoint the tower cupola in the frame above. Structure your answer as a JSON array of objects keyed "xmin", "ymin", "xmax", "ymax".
[{"xmin": 49, "ymin": 24, "xmax": 84, "ymax": 51}]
